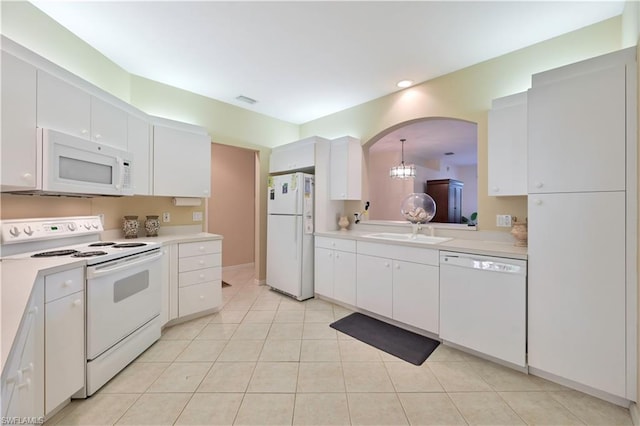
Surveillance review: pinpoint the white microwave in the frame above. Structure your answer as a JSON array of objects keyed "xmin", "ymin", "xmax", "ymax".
[{"xmin": 35, "ymin": 128, "xmax": 133, "ymax": 196}]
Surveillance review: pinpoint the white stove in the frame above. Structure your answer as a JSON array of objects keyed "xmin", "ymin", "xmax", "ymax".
[
  {"xmin": 1, "ymin": 216, "xmax": 163, "ymax": 397},
  {"xmin": 0, "ymin": 216, "xmax": 160, "ymax": 263}
]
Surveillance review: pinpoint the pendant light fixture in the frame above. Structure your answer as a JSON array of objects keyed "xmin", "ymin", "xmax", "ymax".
[{"xmin": 389, "ymin": 138, "xmax": 416, "ymax": 179}]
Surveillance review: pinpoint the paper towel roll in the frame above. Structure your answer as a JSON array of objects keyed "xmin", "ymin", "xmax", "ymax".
[{"xmin": 172, "ymin": 197, "xmax": 202, "ymax": 207}]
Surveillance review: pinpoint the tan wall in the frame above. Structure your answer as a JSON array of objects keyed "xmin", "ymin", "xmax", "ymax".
[
  {"xmin": 209, "ymin": 143, "xmax": 255, "ymax": 267},
  {"xmin": 300, "ymin": 17, "xmax": 623, "ymax": 231},
  {"xmin": 0, "ymin": 194, "xmax": 203, "ymax": 236}
]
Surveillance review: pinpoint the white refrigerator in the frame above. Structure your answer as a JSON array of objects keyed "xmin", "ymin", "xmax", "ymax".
[{"xmin": 266, "ymin": 172, "xmax": 315, "ymax": 301}]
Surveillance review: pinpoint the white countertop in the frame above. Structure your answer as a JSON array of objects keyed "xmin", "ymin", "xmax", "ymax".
[
  {"xmin": 0, "ymin": 232, "xmax": 223, "ymax": 372},
  {"xmin": 314, "ymin": 229, "xmax": 527, "ymax": 260}
]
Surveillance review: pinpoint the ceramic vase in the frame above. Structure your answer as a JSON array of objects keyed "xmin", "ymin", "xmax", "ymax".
[
  {"xmin": 511, "ymin": 220, "xmax": 528, "ymax": 247},
  {"xmin": 144, "ymin": 215, "xmax": 160, "ymax": 237},
  {"xmin": 123, "ymin": 216, "xmax": 139, "ymax": 239},
  {"xmin": 338, "ymin": 216, "xmax": 349, "ymax": 231}
]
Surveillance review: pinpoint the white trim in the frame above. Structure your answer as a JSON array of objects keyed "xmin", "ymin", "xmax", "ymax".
[
  {"xmin": 255, "ymin": 278, "xmax": 267, "ymax": 285},
  {"xmin": 222, "ymin": 263, "xmax": 254, "ymax": 272},
  {"xmin": 630, "ymin": 402, "xmax": 639, "ymax": 425}
]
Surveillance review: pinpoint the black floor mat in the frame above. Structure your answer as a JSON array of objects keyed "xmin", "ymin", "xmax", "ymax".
[{"xmin": 330, "ymin": 312, "xmax": 440, "ymax": 365}]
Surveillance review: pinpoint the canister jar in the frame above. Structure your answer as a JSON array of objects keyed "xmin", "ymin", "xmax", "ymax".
[
  {"xmin": 144, "ymin": 215, "xmax": 160, "ymax": 237},
  {"xmin": 123, "ymin": 216, "xmax": 139, "ymax": 239}
]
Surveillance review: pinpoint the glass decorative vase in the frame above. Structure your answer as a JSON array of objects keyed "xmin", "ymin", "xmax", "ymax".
[
  {"xmin": 123, "ymin": 216, "xmax": 139, "ymax": 239},
  {"xmin": 144, "ymin": 215, "xmax": 160, "ymax": 237}
]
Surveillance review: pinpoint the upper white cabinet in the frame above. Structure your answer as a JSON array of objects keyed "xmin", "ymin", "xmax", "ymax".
[
  {"xmin": 37, "ymin": 70, "xmax": 91, "ymax": 139},
  {"xmin": 153, "ymin": 123, "xmax": 211, "ymax": 197},
  {"xmin": 269, "ymin": 136, "xmax": 322, "ymax": 174},
  {"xmin": 37, "ymin": 71, "xmax": 129, "ymax": 149},
  {"xmin": 90, "ymin": 96, "xmax": 128, "ymax": 150},
  {"xmin": 488, "ymin": 92, "xmax": 527, "ymax": 196},
  {"xmin": 330, "ymin": 136, "xmax": 362, "ymax": 200},
  {"xmin": 128, "ymin": 113, "xmax": 151, "ymax": 195},
  {"xmin": 1, "ymin": 51, "xmax": 37, "ymax": 191},
  {"xmin": 528, "ymin": 57, "xmax": 626, "ymax": 194}
]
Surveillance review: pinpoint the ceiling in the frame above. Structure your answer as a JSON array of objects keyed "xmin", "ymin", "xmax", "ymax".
[{"xmin": 31, "ymin": 1, "xmax": 625, "ymax": 125}]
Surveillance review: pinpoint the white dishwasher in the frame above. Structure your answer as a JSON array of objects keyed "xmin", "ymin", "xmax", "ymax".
[{"xmin": 439, "ymin": 251, "xmax": 527, "ymax": 367}]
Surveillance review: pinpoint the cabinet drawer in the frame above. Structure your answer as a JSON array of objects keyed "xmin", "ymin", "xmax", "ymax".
[
  {"xmin": 179, "ymin": 267, "xmax": 221, "ymax": 287},
  {"xmin": 179, "ymin": 240, "xmax": 221, "ymax": 257},
  {"xmin": 45, "ymin": 268, "xmax": 84, "ymax": 303},
  {"xmin": 179, "ymin": 281, "xmax": 221, "ymax": 317},
  {"xmin": 315, "ymin": 236, "xmax": 356, "ymax": 252},
  {"xmin": 179, "ymin": 253, "xmax": 221, "ymax": 272},
  {"xmin": 357, "ymin": 241, "xmax": 438, "ymax": 266}
]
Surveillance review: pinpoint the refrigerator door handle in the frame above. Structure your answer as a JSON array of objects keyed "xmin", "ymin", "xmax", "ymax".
[{"xmin": 294, "ymin": 215, "xmax": 298, "ymax": 259}]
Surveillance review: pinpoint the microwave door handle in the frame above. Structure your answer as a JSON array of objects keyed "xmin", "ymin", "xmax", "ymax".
[
  {"xmin": 116, "ymin": 158, "xmax": 124, "ymax": 191},
  {"xmin": 87, "ymin": 251, "xmax": 162, "ymax": 279}
]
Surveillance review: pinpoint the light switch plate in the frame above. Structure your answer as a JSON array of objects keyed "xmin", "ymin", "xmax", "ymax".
[
  {"xmin": 193, "ymin": 211, "xmax": 203, "ymax": 221},
  {"xmin": 496, "ymin": 214, "xmax": 512, "ymax": 227}
]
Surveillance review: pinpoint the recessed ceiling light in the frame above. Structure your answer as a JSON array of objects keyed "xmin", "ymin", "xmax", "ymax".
[
  {"xmin": 396, "ymin": 80, "xmax": 414, "ymax": 88},
  {"xmin": 236, "ymin": 95, "xmax": 257, "ymax": 104}
]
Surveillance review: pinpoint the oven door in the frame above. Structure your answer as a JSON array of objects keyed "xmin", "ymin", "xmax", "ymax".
[{"xmin": 86, "ymin": 249, "xmax": 162, "ymax": 360}]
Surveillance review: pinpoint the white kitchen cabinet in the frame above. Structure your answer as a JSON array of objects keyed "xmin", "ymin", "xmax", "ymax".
[
  {"xmin": 44, "ymin": 268, "xmax": 85, "ymax": 414},
  {"xmin": 527, "ymin": 47, "xmax": 636, "ymax": 400},
  {"xmin": 153, "ymin": 124, "xmax": 211, "ymax": 197},
  {"xmin": 356, "ymin": 241, "xmax": 439, "ymax": 333},
  {"xmin": 169, "ymin": 239, "xmax": 222, "ymax": 319},
  {"xmin": 528, "ymin": 191, "xmax": 626, "ymax": 397},
  {"xmin": 330, "ymin": 136, "xmax": 362, "ymax": 200},
  {"xmin": 392, "ymin": 260, "xmax": 439, "ymax": 333},
  {"xmin": 488, "ymin": 91, "xmax": 527, "ymax": 196},
  {"xmin": 356, "ymin": 253, "xmax": 393, "ymax": 318},
  {"xmin": 528, "ymin": 56, "xmax": 626, "ymax": 194},
  {"xmin": 1, "ymin": 279, "xmax": 44, "ymax": 419},
  {"xmin": 314, "ymin": 237, "xmax": 357, "ymax": 306},
  {"xmin": 37, "ymin": 70, "xmax": 91, "ymax": 139},
  {"xmin": 1, "ymin": 51, "xmax": 38, "ymax": 191},
  {"xmin": 128, "ymin": 113, "xmax": 152, "ymax": 195},
  {"xmin": 90, "ymin": 96, "xmax": 128, "ymax": 149},
  {"xmin": 269, "ymin": 136, "xmax": 325, "ymax": 174}
]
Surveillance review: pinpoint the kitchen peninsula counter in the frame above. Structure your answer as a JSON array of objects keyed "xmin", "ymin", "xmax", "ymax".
[{"xmin": 314, "ymin": 229, "xmax": 527, "ymax": 260}]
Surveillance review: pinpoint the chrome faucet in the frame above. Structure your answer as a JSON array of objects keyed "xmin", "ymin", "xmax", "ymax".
[{"xmin": 410, "ymin": 223, "xmax": 422, "ymax": 239}]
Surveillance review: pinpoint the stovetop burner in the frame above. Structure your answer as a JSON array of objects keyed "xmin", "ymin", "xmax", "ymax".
[
  {"xmin": 71, "ymin": 251, "xmax": 108, "ymax": 258},
  {"xmin": 31, "ymin": 249, "xmax": 80, "ymax": 258},
  {"xmin": 88, "ymin": 242, "xmax": 116, "ymax": 247},
  {"xmin": 112, "ymin": 243, "xmax": 147, "ymax": 248}
]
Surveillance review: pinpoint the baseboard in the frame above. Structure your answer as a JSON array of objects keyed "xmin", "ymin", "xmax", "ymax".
[
  {"xmin": 630, "ymin": 402, "xmax": 639, "ymax": 425},
  {"xmin": 222, "ymin": 262, "xmax": 254, "ymax": 271},
  {"xmin": 255, "ymin": 278, "xmax": 266, "ymax": 285}
]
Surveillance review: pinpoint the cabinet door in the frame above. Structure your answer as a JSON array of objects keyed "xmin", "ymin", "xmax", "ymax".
[
  {"xmin": 37, "ymin": 71, "xmax": 91, "ymax": 138},
  {"xmin": 153, "ymin": 126, "xmax": 211, "ymax": 197},
  {"xmin": 528, "ymin": 64, "xmax": 626, "ymax": 193},
  {"xmin": 488, "ymin": 92, "xmax": 527, "ymax": 196},
  {"xmin": 330, "ymin": 136, "xmax": 362, "ymax": 200},
  {"xmin": 392, "ymin": 260, "xmax": 439, "ymax": 333},
  {"xmin": 528, "ymin": 191, "xmax": 626, "ymax": 397},
  {"xmin": 128, "ymin": 114, "xmax": 151, "ymax": 195},
  {"xmin": 45, "ymin": 291, "xmax": 85, "ymax": 413},
  {"xmin": 333, "ymin": 250, "xmax": 356, "ymax": 306},
  {"xmin": 356, "ymin": 254, "xmax": 392, "ymax": 318},
  {"xmin": 314, "ymin": 247, "xmax": 334, "ymax": 298},
  {"xmin": 90, "ymin": 97, "xmax": 128, "ymax": 149},
  {"xmin": 1, "ymin": 51, "xmax": 38, "ymax": 191}
]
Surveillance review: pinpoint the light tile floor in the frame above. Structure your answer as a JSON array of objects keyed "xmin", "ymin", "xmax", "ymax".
[{"xmin": 46, "ymin": 265, "xmax": 633, "ymax": 425}]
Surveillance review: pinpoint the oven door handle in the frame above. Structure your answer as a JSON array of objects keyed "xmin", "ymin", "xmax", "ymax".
[{"xmin": 87, "ymin": 250, "xmax": 162, "ymax": 279}]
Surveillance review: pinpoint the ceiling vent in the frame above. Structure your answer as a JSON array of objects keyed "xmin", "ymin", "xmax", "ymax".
[{"xmin": 236, "ymin": 95, "xmax": 257, "ymax": 105}]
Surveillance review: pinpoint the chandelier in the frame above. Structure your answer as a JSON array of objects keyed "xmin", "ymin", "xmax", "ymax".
[{"xmin": 389, "ymin": 138, "xmax": 416, "ymax": 179}]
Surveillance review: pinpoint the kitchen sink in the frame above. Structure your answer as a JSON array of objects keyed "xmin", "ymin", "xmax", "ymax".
[{"xmin": 364, "ymin": 233, "xmax": 452, "ymax": 244}]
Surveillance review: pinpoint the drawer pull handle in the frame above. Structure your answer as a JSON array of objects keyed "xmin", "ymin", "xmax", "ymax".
[
  {"xmin": 28, "ymin": 306, "xmax": 38, "ymax": 315},
  {"xmin": 199, "ymin": 274, "xmax": 205, "ymax": 279},
  {"xmin": 384, "ymin": 262, "xmax": 390, "ymax": 268},
  {"xmin": 73, "ymin": 299, "xmax": 82, "ymax": 307},
  {"xmin": 199, "ymin": 246, "xmax": 205, "ymax": 251},
  {"xmin": 199, "ymin": 295, "xmax": 205, "ymax": 300},
  {"xmin": 199, "ymin": 260, "xmax": 205, "ymax": 265},
  {"xmin": 63, "ymin": 280, "xmax": 73, "ymax": 287},
  {"xmin": 17, "ymin": 378, "xmax": 31, "ymax": 389},
  {"xmin": 395, "ymin": 264, "xmax": 400, "ymax": 269}
]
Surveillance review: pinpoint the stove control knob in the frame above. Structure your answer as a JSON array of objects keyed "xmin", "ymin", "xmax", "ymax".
[
  {"xmin": 67, "ymin": 223, "xmax": 77, "ymax": 231},
  {"xmin": 92, "ymin": 222, "xmax": 99, "ymax": 229},
  {"xmin": 84, "ymin": 222, "xmax": 92, "ymax": 230},
  {"xmin": 8, "ymin": 226, "xmax": 20, "ymax": 237},
  {"xmin": 23, "ymin": 226, "xmax": 34, "ymax": 236}
]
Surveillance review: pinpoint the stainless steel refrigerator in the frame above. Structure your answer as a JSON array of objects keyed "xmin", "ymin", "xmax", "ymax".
[{"xmin": 266, "ymin": 172, "xmax": 314, "ymax": 300}]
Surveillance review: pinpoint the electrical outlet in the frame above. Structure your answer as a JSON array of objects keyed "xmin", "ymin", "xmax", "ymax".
[
  {"xmin": 193, "ymin": 211, "xmax": 203, "ymax": 221},
  {"xmin": 496, "ymin": 214, "xmax": 512, "ymax": 227},
  {"xmin": 162, "ymin": 212, "xmax": 170, "ymax": 223}
]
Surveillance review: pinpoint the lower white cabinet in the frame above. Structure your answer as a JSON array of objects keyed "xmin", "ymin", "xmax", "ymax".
[
  {"xmin": 1, "ymin": 279, "xmax": 44, "ymax": 419},
  {"xmin": 356, "ymin": 242, "xmax": 439, "ymax": 334},
  {"xmin": 44, "ymin": 267, "xmax": 85, "ymax": 414},
  {"xmin": 169, "ymin": 239, "xmax": 222, "ymax": 320},
  {"xmin": 314, "ymin": 237, "xmax": 356, "ymax": 305}
]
